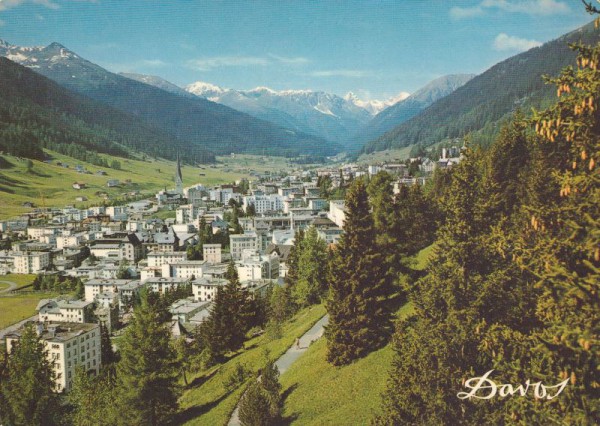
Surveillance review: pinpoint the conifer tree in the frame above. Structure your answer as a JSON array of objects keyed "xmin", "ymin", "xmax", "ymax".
[
  {"xmin": 69, "ymin": 367, "xmax": 118, "ymax": 426},
  {"xmin": 0, "ymin": 323, "xmax": 60, "ymax": 426},
  {"xmin": 200, "ymin": 262, "xmax": 251, "ymax": 361},
  {"xmin": 285, "ymin": 228, "xmax": 305, "ymax": 288},
  {"xmin": 325, "ymin": 179, "xmax": 391, "ymax": 365},
  {"xmin": 116, "ymin": 291, "xmax": 179, "ymax": 426},
  {"xmin": 238, "ymin": 358, "xmax": 282, "ymax": 426},
  {"xmin": 292, "ymin": 226, "xmax": 328, "ymax": 306},
  {"xmin": 500, "ymin": 5, "xmax": 600, "ymax": 422}
]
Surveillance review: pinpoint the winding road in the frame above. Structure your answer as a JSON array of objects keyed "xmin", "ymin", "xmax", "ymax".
[{"xmin": 0, "ymin": 280, "xmax": 17, "ymax": 294}]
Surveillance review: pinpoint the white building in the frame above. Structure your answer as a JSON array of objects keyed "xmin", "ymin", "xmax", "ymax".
[
  {"xmin": 236, "ymin": 252, "xmax": 279, "ymax": 282},
  {"xmin": 162, "ymin": 260, "xmax": 206, "ymax": 279},
  {"xmin": 144, "ymin": 277, "xmax": 190, "ymax": 294},
  {"xmin": 84, "ymin": 279, "xmax": 140, "ymax": 302},
  {"xmin": 6, "ymin": 322, "xmax": 101, "ymax": 393},
  {"xmin": 13, "ymin": 251, "xmax": 51, "ymax": 274},
  {"xmin": 37, "ymin": 299, "xmax": 95, "ymax": 324},
  {"xmin": 243, "ymin": 194, "xmax": 284, "ymax": 214},
  {"xmin": 230, "ymin": 232, "xmax": 258, "ymax": 261},
  {"xmin": 328, "ymin": 200, "xmax": 346, "ymax": 228},
  {"xmin": 192, "ymin": 277, "xmax": 228, "ymax": 302},
  {"xmin": 203, "ymin": 244, "xmax": 222, "ymax": 264},
  {"xmin": 147, "ymin": 251, "xmax": 187, "ymax": 268}
]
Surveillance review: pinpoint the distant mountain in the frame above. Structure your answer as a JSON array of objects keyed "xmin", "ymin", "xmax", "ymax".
[
  {"xmin": 186, "ymin": 82, "xmax": 375, "ymax": 147},
  {"xmin": 0, "ymin": 40, "xmax": 338, "ymax": 157},
  {"xmin": 352, "ymin": 74, "xmax": 474, "ymax": 151},
  {"xmin": 119, "ymin": 73, "xmax": 195, "ymax": 99},
  {"xmin": 363, "ymin": 21, "xmax": 600, "ymax": 154},
  {"xmin": 344, "ymin": 91, "xmax": 410, "ymax": 115},
  {"xmin": 0, "ymin": 57, "xmax": 215, "ymax": 164}
]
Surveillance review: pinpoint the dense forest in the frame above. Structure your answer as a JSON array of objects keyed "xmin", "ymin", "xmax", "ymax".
[{"xmin": 0, "ymin": 57, "xmax": 215, "ymax": 164}]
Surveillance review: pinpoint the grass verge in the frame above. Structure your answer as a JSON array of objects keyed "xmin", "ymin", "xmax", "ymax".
[
  {"xmin": 279, "ymin": 302, "xmax": 414, "ymax": 425},
  {"xmin": 177, "ymin": 304, "xmax": 326, "ymax": 426}
]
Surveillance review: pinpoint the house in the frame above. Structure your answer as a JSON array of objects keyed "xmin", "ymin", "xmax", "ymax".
[
  {"xmin": 5, "ymin": 322, "xmax": 101, "ymax": 392},
  {"xmin": 36, "ymin": 298, "xmax": 95, "ymax": 324},
  {"xmin": 106, "ymin": 179, "xmax": 120, "ymax": 188},
  {"xmin": 266, "ymin": 244, "xmax": 292, "ymax": 278},
  {"xmin": 13, "ymin": 251, "xmax": 51, "ymax": 274},
  {"xmin": 229, "ymin": 232, "xmax": 258, "ymax": 261},
  {"xmin": 192, "ymin": 277, "xmax": 228, "ymax": 302},
  {"xmin": 72, "ymin": 182, "xmax": 86, "ymax": 190},
  {"xmin": 143, "ymin": 277, "xmax": 190, "ymax": 294},
  {"xmin": 84, "ymin": 279, "xmax": 140, "ymax": 303},
  {"xmin": 236, "ymin": 252, "xmax": 279, "ymax": 282},
  {"xmin": 147, "ymin": 251, "xmax": 187, "ymax": 268},
  {"xmin": 169, "ymin": 299, "xmax": 211, "ymax": 323},
  {"xmin": 203, "ymin": 244, "xmax": 222, "ymax": 264}
]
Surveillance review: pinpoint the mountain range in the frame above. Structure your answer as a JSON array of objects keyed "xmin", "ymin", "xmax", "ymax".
[
  {"xmin": 0, "ymin": 40, "xmax": 338, "ymax": 159},
  {"xmin": 185, "ymin": 82, "xmax": 374, "ymax": 148},
  {"xmin": 363, "ymin": 21, "xmax": 600, "ymax": 154}
]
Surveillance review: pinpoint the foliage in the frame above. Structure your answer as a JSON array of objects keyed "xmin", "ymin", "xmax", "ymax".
[
  {"xmin": 68, "ymin": 368, "xmax": 118, "ymax": 426},
  {"xmin": 238, "ymin": 358, "xmax": 282, "ymax": 426},
  {"xmin": 325, "ymin": 179, "xmax": 392, "ymax": 365},
  {"xmin": 291, "ymin": 226, "xmax": 328, "ymax": 307},
  {"xmin": 116, "ymin": 291, "xmax": 180, "ymax": 426},
  {"xmin": 0, "ymin": 322, "xmax": 60, "ymax": 426}
]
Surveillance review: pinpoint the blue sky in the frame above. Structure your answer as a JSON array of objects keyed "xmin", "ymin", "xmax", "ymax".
[{"xmin": 0, "ymin": 0, "xmax": 594, "ymax": 100}]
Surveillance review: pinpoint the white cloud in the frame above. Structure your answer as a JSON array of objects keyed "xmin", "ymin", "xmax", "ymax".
[
  {"xmin": 450, "ymin": 6, "xmax": 484, "ymax": 20},
  {"xmin": 310, "ymin": 69, "xmax": 371, "ymax": 78},
  {"xmin": 0, "ymin": 0, "xmax": 59, "ymax": 11},
  {"xmin": 451, "ymin": 0, "xmax": 570, "ymax": 19},
  {"xmin": 268, "ymin": 53, "xmax": 310, "ymax": 65},
  {"xmin": 493, "ymin": 33, "xmax": 542, "ymax": 51},
  {"xmin": 141, "ymin": 59, "xmax": 166, "ymax": 68},
  {"xmin": 187, "ymin": 56, "xmax": 270, "ymax": 71}
]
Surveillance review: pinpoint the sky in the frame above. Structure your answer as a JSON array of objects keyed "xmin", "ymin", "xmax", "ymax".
[{"xmin": 0, "ymin": 0, "xmax": 594, "ymax": 101}]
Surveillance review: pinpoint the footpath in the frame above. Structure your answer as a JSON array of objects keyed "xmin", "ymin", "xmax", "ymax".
[{"xmin": 228, "ymin": 314, "xmax": 329, "ymax": 426}]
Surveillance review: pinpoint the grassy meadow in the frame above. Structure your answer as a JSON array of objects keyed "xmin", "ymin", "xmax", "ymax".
[{"xmin": 0, "ymin": 151, "xmax": 252, "ymax": 220}]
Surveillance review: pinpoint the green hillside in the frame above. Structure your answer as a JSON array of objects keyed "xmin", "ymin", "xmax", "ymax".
[
  {"xmin": 363, "ymin": 21, "xmax": 599, "ymax": 153},
  {"xmin": 0, "ymin": 57, "xmax": 214, "ymax": 164},
  {"xmin": 0, "ymin": 151, "xmax": 246, "ymax": 220}
]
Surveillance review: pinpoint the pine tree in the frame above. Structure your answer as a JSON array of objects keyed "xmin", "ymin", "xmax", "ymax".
[
  {"xmin": 285, "ymin": 228, "xmax": 305, "ymax": 288},
  {"xmin": 292, "ymin": 226, "xmax": 328, "ymax": 306},
  {"xmin": 116, "ymin": 291, "xmax": 179, "ymax": 426},
  {"xmin": 0, "ymin": 323, "xmax": 61, "ymax": 426},
  {"xmin": 325, "ymin": 179, "xmax": 392, "ymax": 365},
  {"xmin": 238, "ymin": 358, "xmax": 282, "ymax": 426},
  {"xmin": 501, "ymin": 6, "xmax": 600, "ymax": 422},
  {"xmin": 68, "ymin": 367, "xmax": 118, "ymax": 426},
  {"xmin": 200, "ymin": 262, "xmax": 251, "ymax": 361}
]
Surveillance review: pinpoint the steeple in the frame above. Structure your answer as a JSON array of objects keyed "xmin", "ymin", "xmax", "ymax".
[{"xmin": 175, "ymin": 152, "xmax": 183, "ymax": 195}]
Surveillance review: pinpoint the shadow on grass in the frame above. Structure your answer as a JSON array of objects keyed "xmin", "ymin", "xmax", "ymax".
[
  {"xmin": 278, "ymin": 383, "xmax": 300, "ymax": 425},
  {"xmin": 174, "ymin": 391, "xmax": 232, "ymax": 425},
  {"xmin": 186, "ymin": 367, "xmax": 220, "ymax": 390}
]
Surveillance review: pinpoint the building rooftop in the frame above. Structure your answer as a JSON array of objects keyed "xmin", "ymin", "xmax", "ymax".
[{"xmin": 6, "ymin": 321, "xmax": 98, "ymax": 344}]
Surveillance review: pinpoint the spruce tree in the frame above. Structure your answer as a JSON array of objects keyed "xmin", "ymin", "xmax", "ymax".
[
  {"xmin": 116, "ymin": 291, "xmax": 179, "ymax": 426},
  {"xmin": 0, "ymin": 322, "xmax": 60, "ymax": 426},
  {"xmin": 238, "ymin": 358, "xmax": 282, "ymax": 426},
  {"xmin": 69, "ymin": 367, "xmax": 118, "ymax": 426},
  {"xmin": 200, "ymin": 262, "xmax": 250, "ymax": 361},
  {"xmin": 325, "ymin": 179, "xmax": 391, "ymax": 365},
  {"xmin": 292, "ymin": 226, "xmax": 328, "ymax": 306},
  {"xmin": 501, "ymin": 6, "xmax": 600, "ymax": 422}
]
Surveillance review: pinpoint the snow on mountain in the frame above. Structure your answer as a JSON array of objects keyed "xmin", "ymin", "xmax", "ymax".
[{"xmin": 344, "ymin": 91, "xmax": 410, "ymax": 115}]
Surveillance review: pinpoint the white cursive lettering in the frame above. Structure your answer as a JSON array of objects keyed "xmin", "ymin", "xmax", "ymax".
[{"xmin": 457, "ymin": 370, "xmax": 569, "ymax": 401}]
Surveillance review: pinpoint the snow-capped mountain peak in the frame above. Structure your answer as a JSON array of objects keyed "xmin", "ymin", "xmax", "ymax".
[
  {"xmin": 185, "ymin": 81, "xmax": 228, "ymax": 98},
  {"xmin": 344, "ymin": 91, "xmax": 411, "ymax": 115}
]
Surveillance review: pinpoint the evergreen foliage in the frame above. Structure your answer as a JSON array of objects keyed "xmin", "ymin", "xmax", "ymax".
[
  {"xmin": 377, "ymin": 5, "xmax": 600, "ymax": 423},
  {"xmin": 116, "ymin": 291, "xmax": 179, "ymax": 426},
  {"xmin": 199, "ymin": 262, "xmax": 251, "ymax": 361},
  {"xmin": 238, "ymin": 358, "xmax": 282, "ymax": 426},
  {"xmin": 0, "ymin": 322, "xmax": 60, "ymax": 426},
  {"xmin": 325, "ymin": 179, "xmax": 392, "ymax": 365},
  {"xmin": 292, "ymin": 226, "xmax": 328, "ymax": 306}
]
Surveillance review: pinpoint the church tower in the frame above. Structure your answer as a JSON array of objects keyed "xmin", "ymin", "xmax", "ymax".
[{"xmin": 175, "ymin": 152, "xmax": 183, "ymax": 195}]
